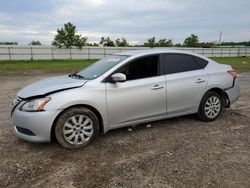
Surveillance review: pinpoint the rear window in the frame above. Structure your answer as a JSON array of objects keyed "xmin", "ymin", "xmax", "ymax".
[{"xmin": 194, "ymin": 56, "xmax": 209, "ymax": 69}]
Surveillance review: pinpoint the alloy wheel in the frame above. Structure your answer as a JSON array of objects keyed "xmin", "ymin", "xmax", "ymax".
[
  {"xmin": 63, "ymin": 115, "xmax": 94, "ymax": 145},
  {"xmin": 204, "ymin": 96, "xmax": 221, "ymax": 119}
]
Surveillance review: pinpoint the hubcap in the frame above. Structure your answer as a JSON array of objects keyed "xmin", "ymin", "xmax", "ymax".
[
  {"xmin": 63, "ymin": 115, "xmax": 94, "ymax": 145},
  {"xmin": 204, "ymin": 96, "xmax": 221, "ymax": 119}
]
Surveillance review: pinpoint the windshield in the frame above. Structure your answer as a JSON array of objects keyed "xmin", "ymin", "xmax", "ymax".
[{"xmin": 76, "ymin": 55, "xmax": 128, "ymax": 80}]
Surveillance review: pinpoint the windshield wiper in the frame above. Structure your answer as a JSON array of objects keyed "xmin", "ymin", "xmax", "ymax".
[{"xmin": 69, "ymin": 72, "xmax": 85, "ymax": 79}]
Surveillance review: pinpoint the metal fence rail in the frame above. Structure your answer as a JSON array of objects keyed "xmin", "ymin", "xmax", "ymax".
[{"xmin": 0, "ymin": 45, "xmax": 249, "ymax": 60}]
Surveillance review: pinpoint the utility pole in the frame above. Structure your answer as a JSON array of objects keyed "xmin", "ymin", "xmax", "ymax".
[{"xmin": 218, "ymin": 31, "xmax": 222, "ymax": 45}]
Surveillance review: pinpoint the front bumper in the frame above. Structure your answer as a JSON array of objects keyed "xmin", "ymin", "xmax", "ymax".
[{"xmin": 12, "ymin": 105, "xmax": 60, "ymax": 143}]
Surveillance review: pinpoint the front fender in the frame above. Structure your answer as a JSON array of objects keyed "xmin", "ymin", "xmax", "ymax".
[{"xmin": 44, "ymin": 86, "xmax": 109, "ymax": 132}]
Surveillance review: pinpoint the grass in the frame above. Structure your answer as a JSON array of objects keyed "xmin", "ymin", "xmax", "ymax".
[
  {"xmin": 0, "ymin": 60, "xmax": 96, "ymax": 75},
  {"xmin": 0, "ymin": 57, "xmax": 249, "ymax": 75},
  {"xmin": 211, "ymin": 57, "xmax": 250, "ymax": 71}
]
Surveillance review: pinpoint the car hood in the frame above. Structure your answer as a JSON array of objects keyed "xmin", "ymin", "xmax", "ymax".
[{"xmin": 18, "ymin": 75, "xmax": 87, "ymax": 99}]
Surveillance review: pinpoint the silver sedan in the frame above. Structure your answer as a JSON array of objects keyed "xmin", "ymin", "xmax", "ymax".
[{"xmin": 11, "ymin": 49, "xmax": 240, "ymax": 149}]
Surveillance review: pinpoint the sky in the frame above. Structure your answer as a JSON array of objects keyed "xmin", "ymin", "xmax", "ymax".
[{"xmin": 0, "ymin": 0, "xmax": 250, "ymax": 45}]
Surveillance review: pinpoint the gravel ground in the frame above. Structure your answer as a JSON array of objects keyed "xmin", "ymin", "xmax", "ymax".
[{"xmin": 0, "ymin": 72, "xmax": 249, "ymax": 188}]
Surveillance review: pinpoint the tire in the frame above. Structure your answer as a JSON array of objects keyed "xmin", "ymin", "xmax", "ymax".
[
  {"xmin": 55, "ymin": 107, "xmax": 99, "ymax": 149},
  {"xmin": 197, "ymin": 91, "xmax": 223, "ymax": 122}
]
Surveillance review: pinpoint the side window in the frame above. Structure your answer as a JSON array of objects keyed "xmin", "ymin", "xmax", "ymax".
[
  {"xmin": 194, "ymin": 56, "xmax": 208, "ymax": 69},
  {"xmin": 163, "ymin": 54, "xmax": 198, "ymax": 74},
  {"xmin": 117, "ymin": 55, "xmax": 159, "ymax": 80}
]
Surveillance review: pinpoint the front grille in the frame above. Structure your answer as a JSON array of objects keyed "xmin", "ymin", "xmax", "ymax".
[{"xmin": 16, "ymin": 126, "xmax": 35, "ymax": 136}]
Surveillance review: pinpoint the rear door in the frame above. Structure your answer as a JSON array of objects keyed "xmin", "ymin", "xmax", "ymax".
[
  {"xmin": 162, "ymin": 53, "xmax": 208, "ymax": 114},
  {"xmin": 105, "ymin": 55, "xmax": 167, "ymax": 127}
]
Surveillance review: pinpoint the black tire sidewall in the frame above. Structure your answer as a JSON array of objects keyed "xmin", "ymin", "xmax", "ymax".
[{"xmin": 55, "ymin": 107, "xmax": 99, "ymax": 149}]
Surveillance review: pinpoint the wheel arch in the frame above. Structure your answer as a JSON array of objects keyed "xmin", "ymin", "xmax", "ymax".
[
  {"xmin": 50, "ymin": 104, "xmax": 104, "ymax": 142},
  {"xmin": 203, "ymin": 87, "xmax": 230, "ymax": 107}
]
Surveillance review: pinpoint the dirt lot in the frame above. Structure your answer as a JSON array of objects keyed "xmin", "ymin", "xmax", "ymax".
[{"xmin": 0, "ymin": 72, "xmax": 249, "ymax": 188}]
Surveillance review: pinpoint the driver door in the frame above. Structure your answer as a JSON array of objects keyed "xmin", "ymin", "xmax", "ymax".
[{"xmin": 105, "ymin": 55, "xmax": 167, "ymax": 127}]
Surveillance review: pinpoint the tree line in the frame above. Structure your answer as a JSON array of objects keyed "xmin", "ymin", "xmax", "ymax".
[
  {"xmin": 1, "ymin": 22, "xmax": 250, "ymax": 48},
  {"xmin": 50, "ymin": 23, "xmax": 212, "ymax": 48}
]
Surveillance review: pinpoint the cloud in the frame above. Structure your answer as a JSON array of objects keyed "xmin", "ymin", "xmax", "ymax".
[{"xmin": 0, "ymin": 0, "xmax": 249, "ymax": 44}]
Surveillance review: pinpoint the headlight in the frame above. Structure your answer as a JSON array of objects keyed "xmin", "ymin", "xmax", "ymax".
[{"xmin": 20, "ymin": 97, "xmax": 51, "ymax": 112}]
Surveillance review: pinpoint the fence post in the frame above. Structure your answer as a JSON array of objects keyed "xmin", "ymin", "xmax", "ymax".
[
  {"xmin": 51, "ymin": 47, "xmax": 54, "ymax": 60},
  {"xmin": 104, "ymin": 47, "xmax": 106, "ymax": 57},
  {"xmin": 30, "ymin": 46, "xmax": 33, "ymax": 60},
  {"xmin": 88, "ymin": 47, "xmax": 90, "ymax": 59},
  {"xmin": 237, "ymin": 48, "xmax": 240, "ymax": 57},
  {"xmin": 69, "ymin": 48, "xmax": 72, "ymax": 60},
  {"xmin": 8, "ymin": 47, "xmax": 11, "ymax": 61},
  {"xmin": 245, "ymin": 48, "xmax": 247, "ymax": 56},
  {"xmin": 212, "ymin": 48, "xmax": 214, "ymax": 57},
  {"xmin": 229, "ymin": 48, "xmax": 231, "ymax": 57},
  {"xmin": 202, "ymin": 48, "xmax": 204, "ymax": 56},
  {"xmin": 221, "ymin": 48, "xmax": 223, "ymax": 57}
]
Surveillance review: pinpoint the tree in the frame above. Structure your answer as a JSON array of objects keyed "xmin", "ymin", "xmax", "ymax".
[
  {"xmin": 199, "ymin": 42, "xmax": 216, "ymax": 48},
  {"xmin": 99, "ymin": 37, "xmax": 115, "ymax": 46},
  {"xmin": 115, "ymin": 38, "xmax": 129, "ymax": 47},
  {"xmin": 157, "ymin": 39, "xmax": 173, "ymax": 47},
  {"xmin": 183, "ymin": 34, "xmax": 199, "ymax": 47},
  {"xmin": 143, "ymin": 37, "xmax": 173, "ymax": 47},
  {"xmin": 174, "ymin": 43, "xmax": 182, "ymax": 47},
  {"xmin": 220, "ymin": 40, "xmax": 250, "ymax": 47},
  {"xmin": 29, "ymin": 41, "xmax": 41, "ymax": 45},
  {"xmin": 86, "ymin": 42, "xmax": 99, "ymax": 46},
  {"xmin": 0, "ymin": 42, "xmax": 18, "ymax": 45},
  {"xmin": 52, "ymin": 22, "xmax": 87, "ymax": 48},
  {"xmin": 143, "ymin": 37, "xmax": 157, "ymax": 48}
]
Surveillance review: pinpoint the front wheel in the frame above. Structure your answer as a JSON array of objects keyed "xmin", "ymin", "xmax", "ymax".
[
  {"xmin": 55, "ymin": 107, "xmax": 99, "ymax": 149},
  {"xmin": 198, "ymin": 91, "xmax": 223, "ymax": 122}
]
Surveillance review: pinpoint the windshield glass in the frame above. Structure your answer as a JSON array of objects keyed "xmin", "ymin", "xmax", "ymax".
[{"xmin": 77, "ymin": 55, "xmax": 128, "ymax": 80}]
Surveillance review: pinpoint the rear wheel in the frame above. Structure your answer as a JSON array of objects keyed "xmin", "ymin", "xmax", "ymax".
[
  {"xmin": 55, "ymin": 107, "xmax": 99, "ymax": 149},
  {"xmin": 198, "ymin": 91, "xmax": 223, "ymax": 121}
]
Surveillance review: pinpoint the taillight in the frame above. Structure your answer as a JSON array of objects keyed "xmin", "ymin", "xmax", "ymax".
[{"xmin": 227, "ymin": 69, "xmax": 238, "ymax": 78}]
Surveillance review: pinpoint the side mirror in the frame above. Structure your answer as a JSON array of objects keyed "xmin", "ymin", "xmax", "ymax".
[{"xmin": 111, "ymin": 73, "xmax": 126, "ymax": 83}]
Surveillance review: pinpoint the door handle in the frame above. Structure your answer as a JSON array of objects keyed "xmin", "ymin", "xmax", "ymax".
[
  {"xmin": 151, "ymin": 85, "xmax": 164, "ymax": 90},
  {"xmin": 195, "ymin": 78, "xmax": 206, "ymax": 83}
]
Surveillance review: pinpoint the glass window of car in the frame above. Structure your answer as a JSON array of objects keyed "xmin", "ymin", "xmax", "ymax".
[
  {"xmin": 194, "ymin": 56, "xmax": 209, "ymax": 69},
  {"xmin": 77, "ymin": 55, "xmax": 128, "ymax": 79},
  {"xmin": 162, "ymin": 54, "xmax": 198, "ymax": 74},
  {"xmin": 116, "ymin": 55, "xmax": 159, "ymax": 80}
]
